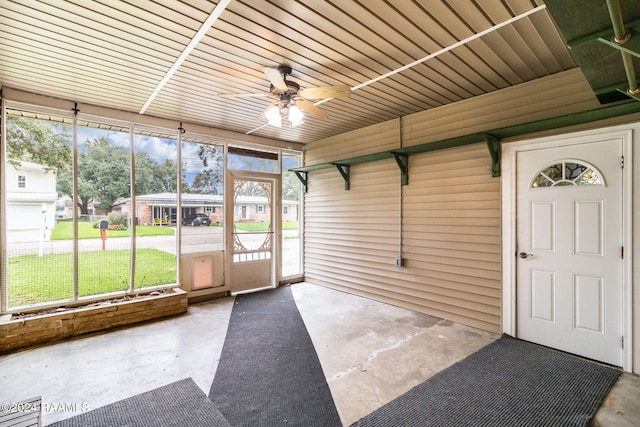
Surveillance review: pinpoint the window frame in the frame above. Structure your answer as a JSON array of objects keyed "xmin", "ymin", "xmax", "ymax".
[{"xmin": 1, "ymin": 99, "xmax": 304, "ymax": 314}]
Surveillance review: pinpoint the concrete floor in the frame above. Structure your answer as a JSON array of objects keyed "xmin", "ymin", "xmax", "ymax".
[{"xmin": 0, "ymin": 282, "xmax": 638, "ymax": 426}]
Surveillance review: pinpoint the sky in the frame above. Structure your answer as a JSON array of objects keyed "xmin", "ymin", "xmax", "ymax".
[
  {"xmin": 76, "ymin": 126, "xmax": 215, "ymax": 186},
  {"xmin": 33, "ymin": 118, "xmax": 300, "ymax": 189},
  {"xmin": 74, "ymin": 125, "xmax": 299, "ymax": 177}
]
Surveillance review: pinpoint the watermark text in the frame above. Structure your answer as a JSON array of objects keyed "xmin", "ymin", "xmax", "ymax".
[{"xmin": 1, "ymin": 401, "xmax": 90, "ymax": 413}]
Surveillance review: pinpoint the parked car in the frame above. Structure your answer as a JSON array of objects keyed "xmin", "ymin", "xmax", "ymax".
[{"xmin": 182, "ymin": 213, "xmax": 211, "ymax": 226}]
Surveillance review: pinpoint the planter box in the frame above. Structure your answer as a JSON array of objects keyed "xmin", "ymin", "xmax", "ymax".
[{"xmin": 0, "ymin": 288, "xmax": 187, "ymax": 354}]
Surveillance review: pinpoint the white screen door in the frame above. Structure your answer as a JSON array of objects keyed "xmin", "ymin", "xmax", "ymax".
[
  {"xmin": 516, "ymin": 139, "xmax": 623, "ymax": 366},
  {"xmin": 226, "ymin": 173, "xmax": 277, "ymax": 294}
]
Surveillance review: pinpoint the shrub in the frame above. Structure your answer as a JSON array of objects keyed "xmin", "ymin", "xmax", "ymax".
[
  {"xmin": 108, "ymin": 213, "xmax": 128, "ymax": 226},
  {"xmin": 91, "ymin": 213, "xmax": 129, "ymax": 230},
  {"xmin": 109, "ymin": 224, "xmax": 128, "ymax": 231}
]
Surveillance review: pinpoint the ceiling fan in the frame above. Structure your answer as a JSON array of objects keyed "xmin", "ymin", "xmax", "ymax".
[{"xmin": 218, "ymin": 65, "xmax": 351, "ymax": 128}]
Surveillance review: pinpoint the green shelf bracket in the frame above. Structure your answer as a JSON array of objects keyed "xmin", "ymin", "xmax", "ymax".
[
  {"xmin": 391, "ymin": 152, "xmax": 409, "ymax": 185},
  {"xmin": 293, "ymin": 170, "xmax": 308, "ymax": 193},
  {"xmin": 333, "ymin": 163, "xmax": 350, "ymax": 190},
  {"xmin": 485, "ymin": 135, "xmax": 501, "ymax": 177}
]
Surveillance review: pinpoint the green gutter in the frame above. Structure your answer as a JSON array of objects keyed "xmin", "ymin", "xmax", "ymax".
[{"xmin": 489, "ymin": 100, "xmax": 640, "ymax": 139}]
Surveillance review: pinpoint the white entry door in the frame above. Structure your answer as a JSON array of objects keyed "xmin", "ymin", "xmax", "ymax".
[{"xmin": 516, "ymin": 139, "xmax": 623, "ymax": 366}]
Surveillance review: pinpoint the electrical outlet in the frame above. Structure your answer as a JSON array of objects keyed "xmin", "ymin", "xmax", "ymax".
[{"xmin": 395, "ymin": 256, "xmax": 404, "ymax": 267}]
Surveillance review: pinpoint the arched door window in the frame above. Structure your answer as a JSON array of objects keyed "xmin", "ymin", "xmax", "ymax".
[{"xmin": 530, "ymin": 160, "xmax": 604, "ymax": 188}]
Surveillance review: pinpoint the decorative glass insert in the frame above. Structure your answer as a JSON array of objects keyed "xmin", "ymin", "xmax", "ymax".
[
  {"xmin": 531, "ymin": 161, "xmax": 603, "ymax": 188},
  {"xmin": 233, "ymin": 179, "xmax": 272, "ymax": 262}
]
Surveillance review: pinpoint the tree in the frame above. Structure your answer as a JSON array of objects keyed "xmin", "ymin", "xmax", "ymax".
[
  {"xmin": 191, "ymin": 169, "xmax": 221, "ymax": 194},
  {"xmin": 5, "ymin": 116, "xmax": 72, "ymax": 173},
  {"xmin": 57, "ymin": 139, "xmax": 179, "ymax": 214},
  {"xmin": 191, "ymin": 145, "xmax": 224, "ymax": 194},
  {"xmin": 282, "ymin": 171, "xmax": 301, "ymax": 201},
  {"xmin": 80, "ymin": 138, "xmax": 182, "ymax": 213},
  {"xmin": 236, "ymin": 181, "xmax": 268, "ymax": 197},
  {"xmin": 78, "ymin": 137, "xmax": 131, "ymax": 213},
  {"xmin": 7, "ymin": 116, "xmax": 180, "ymax": 214},
  {"xmin": 135, "ymin": 153, "xmax": 177, "ymax": 195},
  {"xmin": 153, "ymin": 159, "xmax": 179, "ymax": 193}
]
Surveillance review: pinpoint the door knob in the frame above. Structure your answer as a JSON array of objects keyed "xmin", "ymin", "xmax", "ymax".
[{"xmin": 518, "ymin": 252, "xmax": 533, "ymax": 259}]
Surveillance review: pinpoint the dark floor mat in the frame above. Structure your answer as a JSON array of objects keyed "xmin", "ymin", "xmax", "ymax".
[
  {"xmin": 350, "ymin": 334, "xmax": 620, "ymax": 427},
  {"xmin": 209, "ymin": 286, "xmax": 341, "ymax": 427},
  {"xmin": 49, "ymin": 378, "xmax": 230, "ymax": 427}
]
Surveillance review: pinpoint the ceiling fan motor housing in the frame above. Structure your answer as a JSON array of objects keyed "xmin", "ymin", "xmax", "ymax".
[
  {"xmin": 270, "ymin": 80, "xmax": 300, "ymax": 96},
  {"xmin": 277, "ymin": 65, "xmax": 293, "ymax": 76},
  {"xmin": 262, "ymin": 65, "xmax": 339, "ymax": 122}
]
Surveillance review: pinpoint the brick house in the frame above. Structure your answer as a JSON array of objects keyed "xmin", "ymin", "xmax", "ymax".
[{"xmin": 116, "ymin": 193, "xmax": 298, "ymax": 226}]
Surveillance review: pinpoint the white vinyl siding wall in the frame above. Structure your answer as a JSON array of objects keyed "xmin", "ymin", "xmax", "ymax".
[
  {"xmin": 304, "ymin": 160, "xmax": 402, "ymax": 307},
  {"xmin": 402, "ymin": 145, "xmax": 501, "ymax": 331},
  {"xmin": 304, "ymin": 144, "xmax": 500, "ymax": 332},
  {"xmin": 303, "ymin": 69, "xmax": 604, "ymax": 333}
]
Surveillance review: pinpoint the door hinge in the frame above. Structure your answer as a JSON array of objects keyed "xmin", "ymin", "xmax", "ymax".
[
  {"xmin": 621, "ymin": 155, "xmax": 624, "ymax": 168},
  {"xmin": 622, "ymin": 246, "xmax": 624, "ymax": 259},
  {"xmin": 622, "ymin": 336, "xmax": 624, "ymax": 349}
]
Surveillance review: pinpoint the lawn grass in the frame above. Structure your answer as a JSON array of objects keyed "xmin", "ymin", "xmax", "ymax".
[
  {"xmin": 283, "ymin": 221, "xmax": 298, "ymax": 230},
  {"xmin": 51, "ymin": 220, "xmax": 175, "ymax": 240},
  {"xmin": 51, "ymin": 219, "xmax": 297, "ymax": 237},
  {"xmin": 7, "ymin": 249, "xmax": 176, "ymax": 308},
  {"xmin": 235, "ymin": 221, "xmax": 298, "ymax": 231}
]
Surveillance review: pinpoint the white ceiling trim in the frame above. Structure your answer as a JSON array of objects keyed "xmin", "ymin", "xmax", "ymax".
[
  {"xmin": 139, "ymin": 0, "xmax": 233, "ymax": 115},
  {"xmin": 348, "ymin": 4, "xmax": 548, "ymax": 93},
  {"xmin": 246, "ymin": 4, "xmax": 548, "ymax": 136}
]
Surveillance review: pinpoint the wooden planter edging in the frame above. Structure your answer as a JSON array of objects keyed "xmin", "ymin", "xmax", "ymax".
[{"xmin": 0, "ymin": 288, "xmax": 187, "ymax": 354}]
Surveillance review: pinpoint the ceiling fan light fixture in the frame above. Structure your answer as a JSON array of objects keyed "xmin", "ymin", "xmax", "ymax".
[
  {"xmin": 288, "ymin": 104, "xmax": 304, "ymax": 127},
  {"xmin": 264, "ymin": 104, "xmax": 282, "ymax": 127},
  {"xmin": 232, "ymin": 66, "xmax": 348, "ymax": 130}
]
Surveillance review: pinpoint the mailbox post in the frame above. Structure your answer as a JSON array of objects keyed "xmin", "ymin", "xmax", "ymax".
[{"xmin": 99, "ymin": 220, "xmax": 109, "ymax": 250}]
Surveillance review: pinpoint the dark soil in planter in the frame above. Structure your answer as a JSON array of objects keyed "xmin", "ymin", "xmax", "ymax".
[{"xmin": 11, "ymin": 289, "xmax": 172, "ymax": 320}]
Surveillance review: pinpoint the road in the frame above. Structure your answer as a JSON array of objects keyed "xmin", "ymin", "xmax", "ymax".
[{"xmin": 6, "ymin": 226, "xmax": 301, "ymax": 276}]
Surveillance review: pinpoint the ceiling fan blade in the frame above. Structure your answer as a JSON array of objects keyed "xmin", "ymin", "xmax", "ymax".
[
  {"xmin": 299, "ymin": 85, "xmax": 351, "ymax": 99},
  {"xmin": 263, "ymin": 67, "xmax": 288, "ymax": 91},
  {"xmin": 216, "ymin": 92, "xmax": 271, "ymax": 98},
  {"xmin": 295, "ymin": 100, "xmax": 329, "ymax": 120}
]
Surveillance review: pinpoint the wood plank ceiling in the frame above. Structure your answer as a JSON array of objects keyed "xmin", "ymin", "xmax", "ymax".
[{"xmin": 0, "ymin": 0, "xmax": 578, "ymax": 144}]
